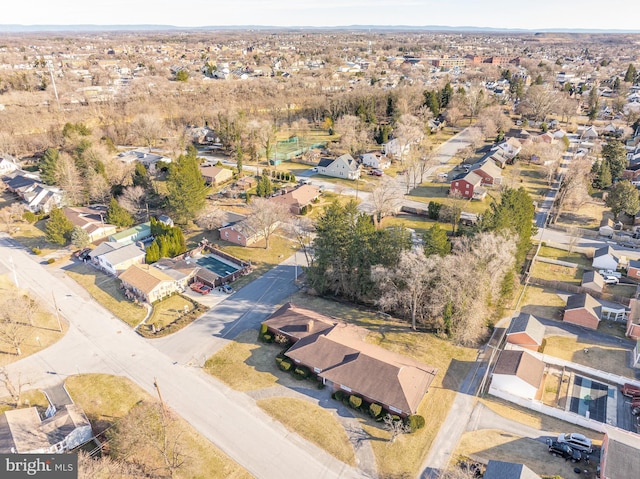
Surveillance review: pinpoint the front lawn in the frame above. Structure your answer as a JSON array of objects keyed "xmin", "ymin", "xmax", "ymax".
[
  {"xmin": 407, "ymin": 182, "xmax": 498, "ymax": 215},
  {"xmin": 257, "ymin": 397, "xmax": 356, "ymax": 466},
  {"xmin": 138, "ymin": 294, "xmax": 207, "ymax": 338},
  {"xmin": 537, "ymin": 246, "xmax": 592, "ymax": 268},
  {"xmin": 65, "ymin": 374, "xmax": 251, "ymax": 479},
  {"xmin": 65, "ymin": 264, "xmax": 146, "ymax": 327},
  {"xmin": 530, "ymin": 261, "xmax": 583, "ymax": 283}
]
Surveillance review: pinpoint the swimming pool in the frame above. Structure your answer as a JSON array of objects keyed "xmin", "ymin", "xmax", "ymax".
[{"xmin": 196, "ymin": 255, "xmax": 240, "ymax": 277}]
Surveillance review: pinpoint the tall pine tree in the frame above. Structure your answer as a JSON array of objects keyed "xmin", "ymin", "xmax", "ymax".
[
  {"xmin": 45, "ymin": 207, "xmax": 74, "ymax": 245},
  {"xmin": 166, "ymin": 149, "xmax": 208, "ymax": 224}
]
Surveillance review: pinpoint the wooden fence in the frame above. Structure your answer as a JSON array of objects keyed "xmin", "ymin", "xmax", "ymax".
[{"xmin": 527, "ymin": 276, "xmax": 631, "ymax": 306}]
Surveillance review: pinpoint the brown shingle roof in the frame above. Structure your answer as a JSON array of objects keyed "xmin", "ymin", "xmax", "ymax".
[
  {"xmin": 494, "ymin": 350, "xmax": 544, "ymax": 389},
  {"xmin": 119, "ymin": 263, "xmax": 174, "ymax": 294}
]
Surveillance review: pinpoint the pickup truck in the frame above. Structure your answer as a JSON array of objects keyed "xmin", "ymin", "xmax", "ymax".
[
  {"xmin": 598, "ymin": 269, "xmax": 622, "ymax": 278},
  {"xmin": 621, "ymin": 383, "xmax": 640, "ymax": 398}
]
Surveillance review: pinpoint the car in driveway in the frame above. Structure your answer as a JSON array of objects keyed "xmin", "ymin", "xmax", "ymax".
[
  {"xmin": 370, "ymin": 169, "xmax": 383, "ymax": 176},
  {"xmin": 219, "ymin": 284, "xmax": 233, "ymax": 294},
  {"xmin": 598, "ymin": 269, "xmax": 622, "ymax": 278},
  {"xmin": 602, "ymin": 275, "xmax": 619, "ymax": 285},
  {"xmin": 190, "ymin": 282, "xmax": 211, "ymax": 295},
  {"xmin": 557, "ymin": 433, "xmax": 593, "ymax": 454},
  {"xmin": 622, "ymin": 383, "xmax": 640, "ymax": 398},
  {"xmin": 548, "ymin": 440, "xmax": 582, "ymax": 462}
]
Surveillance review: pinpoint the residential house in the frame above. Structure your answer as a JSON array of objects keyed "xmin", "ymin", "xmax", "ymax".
[
  {"xmin": 263, "ymin": 303, "xmax": 437, "ymax": 417},
  {"xmin": 599, "ymin": 427, "xmax": 640, "ymax": 479},
  {"xmin": 0, "ymin": 404, "xmax": 92, "ymax": 454},
  {"xmin": 627, "ymin": 260, "xmax": 640, "ymax": 280},
  {"xmin": 580, "ymin": 125, "xmax": 599, "ymax": 140},
  {"xmin": 450, "ymin": 171, "xmax": 486, "ymax": 200},
  {"xmin": 63, "ymin": 206, "xmax": 117, "ymax": 243},
  {"xmin": 88, "ymin": 241, "xmax": 146, "ymax": 276},
  {"xmin": 270, "ymin": 184, "xmax": 320, "ymax": 215},
  {"xmin": 236, "ymin": 176, "xmax": 257, "ymax": 191},
  {"xmin": 383, "ymin": 138, "xmax": 411, "ymax": 159},
  {"xmin": 563, "ymin": 293, "xmax": 602, "ymax": 330},
  {"xmin": 0, "ymin": 155, "xmax": 19, "ymax": 175},
  {"xmin": 535, "ymin": 132, "xmax": 555, "ymax": 144},
  {"xmin": 361, "ymin": 151, "xmax": 390, "ymax": 169},
  {"xmin": 199, "ymin": 165, "xmax": 233, "ymax": 185},
  {"xmin": 505, "ymin": 313, "xmax": 545, "ymax": 351},
  {"xmin": 108, "ymin": 222, "xmax": 151, "ymax": 245},
  {"xmin": 317, "ymin": 154, "xmax": 361, "ymax": 180},
  {"xmin": 117, "ymin": 150, "xmax": 171, "ymax": 172},
  {"xmin": 3, "ymin": 171, "xmax": 63, "ymax": 213},
  {"xmin": 484, "ymin": 460, "xmax": 541, "ymax": 479},
  {"xmin": 219, "ymin": 214, "xmax": 260, "ymax": 247},
  {"xmin": 582, "ymin": 270, "xmax": 606, "ymax": 293},
  {"xmin": 592, "ymin": 246, "xmax": 620, "ymax": 271},
  {"xmin": 119, "ymin": 263, "xmax": 180, "ymax": 303},
  {"xmin": 491, "ymin": 349, "xmax": 544, "ymax": 400},
  {"xmin": 470, "ymin": 160, "xmax": 503, "ymax": 186}
]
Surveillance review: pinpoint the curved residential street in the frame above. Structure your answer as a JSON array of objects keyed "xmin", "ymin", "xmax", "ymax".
[{"xmin": 0, "ymin": 234, "xmax": 367, "ymax": 479}]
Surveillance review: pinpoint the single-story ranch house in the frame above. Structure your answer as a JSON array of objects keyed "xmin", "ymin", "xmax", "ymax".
[{"xmin": 263, "ymin": 303, "xmax": 437, "ymax": 417}]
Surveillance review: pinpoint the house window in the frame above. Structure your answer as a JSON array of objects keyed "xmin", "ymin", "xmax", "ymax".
[
  {"xmin": 389, "ymin": 406, "xmax": 402, "ymax": 414},
  {"xmin": 340, "ymin": 385, "xmax": 352, "ymax": 392},
  {"xmin": 313, "ymin": 367, "xmax": 321, "ymax": 373},
  {"xmin": 225, "ymin": 231, "xmax": 229, "ymax": 238},
  {"xmin": 237, "ymin": 235, "xmax": 241, "ymax": 241}
]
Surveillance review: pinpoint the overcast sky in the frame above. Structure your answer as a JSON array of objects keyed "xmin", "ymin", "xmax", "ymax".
[{"xmin": 2, "ymin": 0, "xmax": 637, "ymax": 30}]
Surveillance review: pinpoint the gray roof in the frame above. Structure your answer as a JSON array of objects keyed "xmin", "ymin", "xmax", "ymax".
[
  {"xmin": 100, "ymin": 242, "xmax": 145, "ymax": 266},
  {"xmin": 484, "ymin": 460, "xmax": 541, "ymax": 479},
  {"xmin": 594, "ymin": 246, "xmax": 619, "ymax": 261},
  {"xmin": 506, "ymin": 313, "xmax": 545, "ymax": 345},
  {"xmin": 318, "ymin": 157, "xmax": 334, "ymax": 167},
  {"xmin": 602, "ymin": 427, "xmax": 640, "ymax": 479}
]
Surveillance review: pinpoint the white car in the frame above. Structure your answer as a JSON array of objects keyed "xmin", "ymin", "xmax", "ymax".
[
  {"xmin": 603, "ymin": 275, "xmax": 619, "ymax": 285},
  {"xmin": 598, "ymin": 269, "xmax": 621, "ymax": 278},
  {"xmin": 311, "ymin": 167, "xmax": 318, "ymax": 172},
  {"xmin": 557, "ymin": 433, "xmax": 593, "ymax": 454}
]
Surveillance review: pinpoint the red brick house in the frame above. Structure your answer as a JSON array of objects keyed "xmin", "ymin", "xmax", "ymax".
[
  {"xmin": 627, "ymin": 260, "xmax": 640, "ymax": 280},
  {"xmin": 269, "ymin": 184, "xmax": 320, "ymax": 215},
  {"xmin": 471, "ymin": 160, "xmax": 503, "ymax": 186},
  {"xmin": 505, "ymin": 313, "xmax": 545, "ymax": 351},
  {"xmin": 563, "ymin": 293, "xmax": 602, "ymax": 330},
  {"xmin": 263, "ymin": 303, "xmax": 437, "ymax": 417}
]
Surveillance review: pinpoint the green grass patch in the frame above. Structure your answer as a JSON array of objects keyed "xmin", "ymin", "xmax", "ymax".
[
  {"xmin": 407, "ymin": 182, "xmax": 497, "ymax": 215},
  {"xmin": 257, "ymin": 397, "xmax": 356, "ymax": 466},
  {"xmin": 65, "ymin": 374, "xmax": 251, "ymax": 479},
  {"xmin": 138, "ymin": 294, "xmax": 207, "ymax": 338},
  {"xmin": 0, "ymin": 389, "xmax": 49, "ymax": 415},
  {"xmin": 65, "ymin": 264, "xmax": 147, "ymax": 327},
  {"xmin": 380, "ymin": 214, "xmax": 453, "ymax": 235}
]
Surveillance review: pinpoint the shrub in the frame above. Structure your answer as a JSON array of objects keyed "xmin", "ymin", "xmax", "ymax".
[
  {"xmin": 32, "ymin": 247, "xmax": 42, "ymax": 255},
  {"xmin": 428, "ymin": 201, "xmax": 443, "ymax": 220},
  {"xmin": 348, "ymin": 395, "xmax": 362, "ymax": 409},
  {"xmin": 22, "ymin": 211, "xmax": 37, "ymax": 223},
  {"xmin": 46, "ymin": 258, "xmax": 55, "ymax": 264},
  {"xmin": 406, "ymin": 414, "xmax": 425, "ymax": 433},
  {"xmin": 369, "ymin": 403, "xmax": 383, "ymax": 418},
  {"xmin": 262, "ymin": 334, "xmax": 273, "ymax": 343},
  {"xmin": 332, "ymin": 390, "xmax": 345, "ymax": 402},
  {"xmin": 294, "ymin": 366, "xmax": 309, "ymax": 379},
  {"xmin": 278, "ymin": 359, "xmax": 293, "ymax": 372},
  {"xmin": 390, "ymin": 414, "xmax": 401, "ymax": 423}
]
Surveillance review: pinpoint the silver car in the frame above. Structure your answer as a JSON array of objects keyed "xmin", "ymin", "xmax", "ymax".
[{"xmin": 557, "ymin": 433, "xmax": 593, "ymax": 454}]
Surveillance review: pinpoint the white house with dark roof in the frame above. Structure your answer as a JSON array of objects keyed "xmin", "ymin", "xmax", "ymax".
[
  {"xmin": 592, "ymin": 246, "xmax": 620, "ymax": 271},
  {"xmin": 317, "ymin": 154, "xmax": 361, "ymax": 180},
  {"xmin": 88, "ymin": 241, "xmax": 146, "ymax": 276}
]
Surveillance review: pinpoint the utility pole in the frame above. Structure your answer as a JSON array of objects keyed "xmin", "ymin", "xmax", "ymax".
[
  {"xmin": 9, "ymin": 255, "xmax": 19, "ymax": 288},
  {"xmin": 51, "ymin": 292, "xmax": 62, "ymax": 332},
  {"xmin": 153, "ymin": 377, "xmax": 167, "ymax": 418}
]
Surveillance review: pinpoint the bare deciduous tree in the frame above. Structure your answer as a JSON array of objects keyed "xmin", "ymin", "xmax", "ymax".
[
  {"xmin": 118, "ymin": 185, "xmax": 147, "ymax": 220},
  {"xmin": 371, "ymin": 177, "xmax": 404, "ymax": 225},
  {"xmin": 382, "ymin": 414, "xmax": 411, "ymax": 443},
  {"xmin": 0, "ymin": 290, "xmax": 34, "ymax": 356},
  {"xmin": 518, "ymin": 84, "xmax": 558, "ymax": 122},
  {"xmin": 333, "ymin": 115, "xmax": 371, "ymax": 157},
  {"xmin": 55, "ymin": 152, "xmax": 85, "ymax": 205},
  {"xmin": 131, "ymin": 114, "xmax": 164, "ymax": 150},
  {"xmin": 0, "ymin": 368, "xmax": 28, "ymax": 407},
  {"xmin": 285, "ymin": 216, "xmax": 315, "ymax": 266},
  {"xmin": 245, "ymin": 198, "xmax": 289, "ymax": 249}
]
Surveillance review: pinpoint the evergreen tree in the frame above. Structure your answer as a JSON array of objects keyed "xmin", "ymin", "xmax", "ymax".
[
  {"xmin": 45, "ymin": 207, "xmax": 74, "ymax": 245},
  {"xmin": 71, "ymin": 226, "xmax": 90, "ymax": 248},
  {"xmin": 423, "ymin": 224, "xmax": 451, "ymax": 257},
  {"xmin": 606, "ymin": 180, "xmax": 640, "ymax": 220},
  {"xmin": 592, "ymin": 160, "xmax": 612, "ymax": 190},
  {"xmin": 602, "ymin": 139, "xmax": 629, "ymax": 180},
  {"xmin": 624, "ymin": 64, "xmax": 637, "ymax": 83},
  {"xmin": 132, "ymin": 162, "xmax": 151, "ymax": 189},
  {"xmin": 235, "ymin": 145, "xmax": 243, "ymax": 175},
  {"xmin": 480, "ymin": 187, "xmax": 536, "ymax": 266},
  {"xmin": 440, "ymin": 82, "xmax": 454, "ymax": 109},
  {"xmin": 145, "ymin": 241, "xmax": 160, "ymax": 264},
  {"xmin": 39, "ymin": 148, "xmax": 59, "ymax": 185},
  {"xmin": 165, "ymin": 149, "xmax": 208, "ymax": 224},
  {"xmin": 256, "ymin": 174, "xmax": 273, "ymax": 197},
  {"xmin": 106, "ymin": 197, "xmax": 134, "ymax": 227}
]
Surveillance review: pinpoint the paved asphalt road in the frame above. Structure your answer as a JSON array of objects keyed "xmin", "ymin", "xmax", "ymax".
[{"xmin": 0, "ymin": 235, "xmax": 366, "ymax": 479}]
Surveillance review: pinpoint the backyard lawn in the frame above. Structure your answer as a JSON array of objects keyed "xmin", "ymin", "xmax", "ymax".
[
  {"xmin": 65, "ymin": 374, "xmax": 250, "ymax": 479},
  {"xmin": 65, "ymin": 264, "xmax": 147, "ymax": 327},
  {"xmin": 407, "ymin": 182, "xmax": 499, "ymax": 215},
  {"xmin": 544, "ymin": 336, "xmax": 636, "ymax": 378},
  {"xmin": 0, "ymin": 389, "xmax": 49, "ymax": 415},
  {"xmin": 530, "ymin": 261, "xmax": 582, "ymax": 284},
  {"xmin": 380, "ymin": 213, "xmax": 453, "ymax": 236},
  {"xmin": 537, "ymin": 246, "xmax": 592, "ymax": 268},
  {"xmin": 555, "ymin": 201, "xmax": 609, "ymax": 230},
  {"xmin": 519, "ymin": 285, "xmax": 566, "ymax": 320}
]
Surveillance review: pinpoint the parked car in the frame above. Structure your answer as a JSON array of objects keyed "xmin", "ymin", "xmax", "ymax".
[
  {"xmin": 621, "ymin": 383, "xmax": 640, "ymax": 398},
  {"xmin": 73, "ymin": 247, "xmax": 92, "ymax": 259},
  {"xmin": 548, "ymin": 441, "xmax": 582, "ymax": 462},
  {"xmin": 371, "ymin": 169, "xmax": 383, "ymax": 176},
  {"xmin": 190, "ymin": 282, "xmax": 211, "ymax": 295},
  {"xmin": 598, "ymin": 269, "xmax": 622, "ymax": 278},
  {"xmin": 311, "ymin": 167, "xmax": 318, "ymax": 172},
  {"xmin": 219, "ymin": 284, "xmax": 233, "ymax": 294},
  {"xmin": 557, "ymin": 433, "xmax": 593, "ymax": 454},
  {"xmin": 602, "ymin": 275, "xmax": 619, "ymax": 285}
]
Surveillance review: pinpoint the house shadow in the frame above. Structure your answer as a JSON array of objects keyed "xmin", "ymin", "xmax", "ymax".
[
  {"xmin": 441, "ymin": 358, "xmax": 479, "ymax": 392},
  {"xmin": 520, "ymin": 304, "xmax": 563, "ymax": 320}
]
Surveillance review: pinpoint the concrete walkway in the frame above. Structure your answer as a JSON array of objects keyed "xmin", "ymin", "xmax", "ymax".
[{"xmin": 248, "ymin": 385, "xmax": 378, "ymax": 478}]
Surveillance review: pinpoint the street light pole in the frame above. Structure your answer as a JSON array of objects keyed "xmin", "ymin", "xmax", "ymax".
[{"xmin": 9, "ymin": 255, "xmax": 19, "ymax": 288}]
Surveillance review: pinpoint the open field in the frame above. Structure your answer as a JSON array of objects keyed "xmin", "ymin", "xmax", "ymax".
[
  {"xmin": 544, "ymin": 336, "xmax": 636, "ymax": 378},
  {"xmin": 257, "ymin": 397, "xmax": 356, "ymax": 466},
  {"xmin": 65, "ymin": 264, "xmax": 147, "ymax": 327},
  {"xmin": 65, "ymin": 374, "xmax": 250, "ymax": 479},
  {"xmin": 0, "ymin": 274, "xmax": 67, "ymax": 366},
  {"xmin": 556, "ymin": 201, "xmax": 609, "ymax": 230}
]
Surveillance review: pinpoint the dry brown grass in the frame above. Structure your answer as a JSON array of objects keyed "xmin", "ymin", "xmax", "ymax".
[
  {"xmin": 456, "ymin": 429, "xmax": 598, "ymax": 478},
  {"xmin": 257, "ymin": 397, "xmax": 356, "ymax": 466},
  {"xmin": 0, "ymin": 274, "xmax": 67, "ymax": 366},
  {"xmin": 544, "ymin": 335, "xmax": 636, "ymax": 379},
  {"xmin": 0, "ymin": 389, "xmax": 49, "ymax": 415},
  {"xmin": 148, "ymin": 294, "xmax": 196, "ymax": 330},
  {"xmin": 519, "ymin": 285, "xmax": 566, "ymax": 320},
  {"xmin": 530, "ymin": 262, "xmax": 582, "ymax": 283},
  {"xmin": 556, "ymin": 201, "xmax": 608, "ymax": 230}
]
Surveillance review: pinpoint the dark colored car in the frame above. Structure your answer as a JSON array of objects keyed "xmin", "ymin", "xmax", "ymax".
[
  {"xmin": 190, "ymin": 282, "xmax": 211, "ymax": 295},
  {"xmin": 548, "ymin": 441, "xmax": 582, "ymax": 462},
  {"xmin": 219, "ymin": 284, "xmax": 233, "ymax": 294},
  {"xmin": 622, "ymin": 383, "xmax": 640, "ymax": 398}
]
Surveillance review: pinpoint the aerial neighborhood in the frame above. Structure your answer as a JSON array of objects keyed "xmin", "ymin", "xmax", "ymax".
[{"xmin": 2, "ymin": 22, "xmax": 640, "ymax": 479}]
